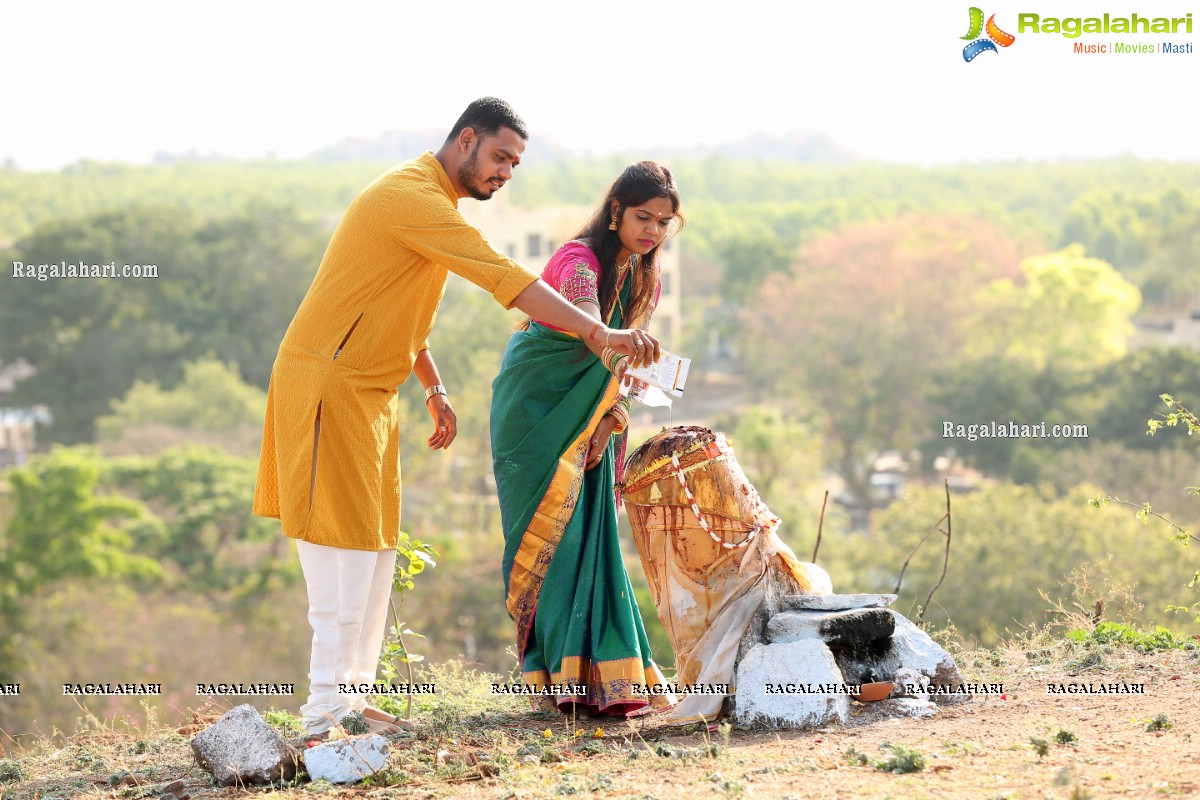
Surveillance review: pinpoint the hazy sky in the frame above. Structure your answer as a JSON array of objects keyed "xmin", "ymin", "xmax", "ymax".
[{"xmin": 3, "ymin": 0, "xmax": 1197, "ymax": 170}]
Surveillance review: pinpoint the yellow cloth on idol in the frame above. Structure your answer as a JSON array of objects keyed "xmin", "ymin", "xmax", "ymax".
[
  {"xmin": 253, "ymin": 152, "xmax": 539, "ymax": 551},
  {"xmin": 623, "ymin": 427, "xmax": 834, "ymax": 722}
]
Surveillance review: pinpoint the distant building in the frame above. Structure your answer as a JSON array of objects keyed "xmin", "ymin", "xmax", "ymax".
[
  {"xmin": 459, "ymin": 196, "xmax": 683, "ymax": 346},
  {"xmin": 0, "ymin": 408, "xmax": 50, "ymax": 468},
  {"xmin": 0, "ymin": 360, "xmax": 49, "ymax": 467},
  {"xmin": 1131, "ymin": 310, "xmax": 1200, "ymax": 350}
]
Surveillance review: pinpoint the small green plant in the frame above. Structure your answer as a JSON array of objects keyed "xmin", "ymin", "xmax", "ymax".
[
  {"xmin": 1030, "ymin": 737, "xmax": 1051, "ymax": 759},
  {"xmin": 874, "ymin": 743, "xmax": 926, "ymax": 773},
  {"xmin": 571, "ymin": 738, "xmax": 605, "ymax": 757},
  {"xmin": 843, "ymin": 746, "xmax": 870, "ymax": 766},
  {"xmin": 378, "ymin": 531, "xmax": 438, "ymax": 718},
  {"xmin": 304, "ymin": 778, "xmax": 337, "ymax": 794},
  {"xmin": 1066, "ymin": 621, "xmax": 1190, "ymax": 653},
  {"xmin": 1092, "ymin": 394, "xmax": 1200, "ymax": 624},
  {"xmin": 338, "ymin": 710, "xmax": 370, "ymax": 735},
  {"xmin": 553, "ymin": 776, "xmax": 582, "ymax": 795},
  {"xmin": 263, "ymin": 709, "xmax": 305, "ymax": 739},
  {"xmin": 718, "ymin": 778, "xmax": 748, "ymax": 798},
  {"xmin": 588, "ymin": 773, "xmax": 617, "ymax": 792},
  {"xmin": 1054, "ymin": 728, "xmax": 1079, "ymax": 745},
  {"xmin": 653, "ymin": 742, "xmax": 721, "ymax": 760},
  {"xmin": 0, "ymin": 761, "xmax": 30, "ymax": 784},
  {"xmin": 1146, "ymin": 713, "xmax": 1173, "ymax": 731}
]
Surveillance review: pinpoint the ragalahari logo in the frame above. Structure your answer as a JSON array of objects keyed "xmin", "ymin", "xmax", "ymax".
[{"xmin": 962, "ymin": 7, "xmax": 1016, "ymax": 61}]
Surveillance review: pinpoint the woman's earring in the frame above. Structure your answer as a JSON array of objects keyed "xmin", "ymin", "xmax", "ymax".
[{"xmin": 609, "ymin": 215, "xmax": 618, "ymax": 231}]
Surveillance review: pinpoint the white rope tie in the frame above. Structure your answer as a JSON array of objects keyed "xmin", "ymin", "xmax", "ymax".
[{"xmin": 669, "ymin": 452, "xmax": 777, "ymax": 550}]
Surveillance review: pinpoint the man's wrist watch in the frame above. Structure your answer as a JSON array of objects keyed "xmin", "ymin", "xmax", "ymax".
[{"xmin": 424, "ymin": 384, "xmax": 448, "ymax": 403}]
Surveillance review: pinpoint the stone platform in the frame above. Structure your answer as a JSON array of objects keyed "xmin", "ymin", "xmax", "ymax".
[{"xmin": 732, "ymin": 593, "xmax": 968, "ymax": 728}]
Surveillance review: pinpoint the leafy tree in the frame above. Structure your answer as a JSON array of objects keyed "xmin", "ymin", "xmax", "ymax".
[
  {"xmin": 709, "ymin": 218, "xmax": 796, "ymax": 304},
  {"xmin": 108, "ymin": 445, "xmax": 297, "ymax": 599},
  {"xmin": 1058, "ymin": 190, "xmax": 1151, "ymax": 268},
  {"xmin": 168, "ymin": 201, "xmax": 328, "ymax": 388},
  {"xmin": 823, "ymin": 482, "xmax": 1198, "ymax": 645},
  {"xmin": 0, "ymin": 204, "xmax": 325, "ymax": 443},
  {"xmin": 1088, "ymin": 348, "xmax": 1200, "ymax": 451},
  {"xmin": 0, "ymin": 448, "xmax": 162, "ymax": 680},
  {"xmin": 740, "ymin": 214, "xmax": 1033, "ymax": 512},
  {"xmin": 926, "ymin": 247, "xmax": 1142, "ymax": 477},
  {"xmin": 95, "ymin": 356, "xmax": 267, "ymax": 456},
  {"xmin": 962, "ymin": 245, "xmax": 1141, "ymax": 372},
  {"xmin": 1, "ymin": 207, "xmax": 200, "ymax": 442}
]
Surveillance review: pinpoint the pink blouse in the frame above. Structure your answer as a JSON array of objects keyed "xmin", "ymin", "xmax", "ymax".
[{"xmin": 533, "ymin": 241, "xmax": 659, "ymax": 331}]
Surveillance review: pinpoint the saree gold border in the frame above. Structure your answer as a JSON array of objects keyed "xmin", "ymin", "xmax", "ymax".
[
  {"xmin": 522, "ymin": 658, "xmax": 676, "ymax": 714},
  {"xmin": 506, "ymin": 375, "xmax": 623, "ymax": 649}
]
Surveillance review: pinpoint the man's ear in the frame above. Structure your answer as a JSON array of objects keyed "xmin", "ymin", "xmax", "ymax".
[{"xmin": 458, "ymin": 127, "xmax": 476, "ymax": 153}]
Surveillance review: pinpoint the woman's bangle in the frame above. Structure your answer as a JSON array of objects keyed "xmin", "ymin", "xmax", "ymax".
[
  {"xmin": 424, "ymin": 384, "xmax": 448, "ymax": 404},
  {"xmin": 608, "ymin": 404, "xmax": 629, "ymax": 435},
  {"xmin": 588, "ymin": 322, "xmax": 603, "ymax": 343}
]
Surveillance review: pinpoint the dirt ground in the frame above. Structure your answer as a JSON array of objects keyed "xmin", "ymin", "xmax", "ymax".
[{"xmin": 5, "ymin": 648, "xmax": 1198, "ymax": 800}]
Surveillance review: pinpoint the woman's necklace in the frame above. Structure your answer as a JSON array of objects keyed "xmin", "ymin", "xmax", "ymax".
[{"xmin": 614, "ymin": 254, "xmax": 635, "ymax": 323}]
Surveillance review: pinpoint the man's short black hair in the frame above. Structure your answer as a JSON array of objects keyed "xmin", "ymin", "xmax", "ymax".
[{"xmin": 444, "ymin": 97, "xmax": 529, "ymax": 144}]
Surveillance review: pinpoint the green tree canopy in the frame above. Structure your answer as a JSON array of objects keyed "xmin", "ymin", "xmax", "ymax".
[
  {"xmin": 95, "ymin": 356, "xmax": 267, "ymax": 456},
  {"xmin": 0, "ymin": 447, "xmax": 163, "ymax": 677},
  {"xmin": 1, "ymin": 204, "xmax": 325, "ymax": 443},
  {"xmin": 964, "ymin": 245, "xmax": 1141, "ymax": 372},
  {"xmin": 740, "ymin": 214, "xmax": 1035, "ymax": 510}
]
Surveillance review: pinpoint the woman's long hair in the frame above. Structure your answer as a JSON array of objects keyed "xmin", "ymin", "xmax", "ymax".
[{"xmin": 576, "ymin": 161, "xmax": 684, "ymax": 329}]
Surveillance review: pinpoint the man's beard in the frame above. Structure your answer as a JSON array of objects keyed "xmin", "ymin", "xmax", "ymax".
[{"xmin": 458, "ymin": 146, "xmax": 495, "ymax": 201}]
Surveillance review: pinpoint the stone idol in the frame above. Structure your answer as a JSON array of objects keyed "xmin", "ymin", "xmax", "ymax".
[{"xmin": 622, "ymin": 426, "xmax": 967, "ymax": 727}]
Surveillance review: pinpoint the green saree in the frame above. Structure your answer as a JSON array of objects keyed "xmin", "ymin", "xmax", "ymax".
[{"xmin": 491, "ymin": 258, "xmax": 672, "ymax": 716}]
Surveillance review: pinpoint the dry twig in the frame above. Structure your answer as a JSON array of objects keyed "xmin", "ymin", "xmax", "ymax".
[{"xmin": 812, "ymin": 490, "xmax": 829, "ymax": 563}]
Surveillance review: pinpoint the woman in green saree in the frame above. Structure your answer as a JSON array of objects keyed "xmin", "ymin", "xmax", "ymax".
[{"xmin": 491, "ymin": 162, "xmax": 684, "ymax": 716}]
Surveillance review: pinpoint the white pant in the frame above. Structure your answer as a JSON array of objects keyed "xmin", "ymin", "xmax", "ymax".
[{"xmin": 296, "ymin": 540, "xmax": 397, "ymax": 733}]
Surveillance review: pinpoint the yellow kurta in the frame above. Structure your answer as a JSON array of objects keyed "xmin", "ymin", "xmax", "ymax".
[{"xmin": 253, "ymin": 152, "xmax": 539, "ymax": 551}]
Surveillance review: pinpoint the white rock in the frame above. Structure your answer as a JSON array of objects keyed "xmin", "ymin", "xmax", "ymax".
[
  {"xmin": 303, "ymin": 735, "xmax": 389, "ymax": 784},
  {"xmin": 191, "ymin": 704, "xmax": 300, "ymax": 787},
  {"xmin": 888, "ymin": 612, "xmax": 967, "ymax": 701},
  {"xmin": 781, "ymin": 593, "xmax": 897, "ymax": 611},
  {"xmin": 877, "ymin": 697, "xmax": 938, "ymax": 718},
  {"xmin": 766, "ymin": 608, "xmax": 894, "ymax": 645},
  {"xmin": 891, "ymin": 668, "xmax": 930, "ymax": 701},
  {"xmin": 734, "ymin": 640, "xmax": 849, "ymax": 728}
]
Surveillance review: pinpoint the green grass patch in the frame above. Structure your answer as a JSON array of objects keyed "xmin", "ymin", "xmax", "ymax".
[{"xmin": 1066, "ymin": 622, "xmax": 1191, "ymax": 653}]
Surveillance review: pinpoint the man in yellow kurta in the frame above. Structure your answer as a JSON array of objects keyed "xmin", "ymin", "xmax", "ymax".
[{"xmin": 253, "ymin": 98, "xmax": 659, "ymax": 737}]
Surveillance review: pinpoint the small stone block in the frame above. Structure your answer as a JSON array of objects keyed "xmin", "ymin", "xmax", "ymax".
[
  {"xmin": 779, "ymin": 593, "xmax": 897, "ymax": 612},
  {"xmin": 303, "ymin": 735, "xmax": 389, "ymax": 784},
  {"xmin": 766, "ymin": 608, "xmax": 895, "ymax": 645},
  {"xmin": 734, "ymin": 639, "xmax": 849, "ymax": 728}
]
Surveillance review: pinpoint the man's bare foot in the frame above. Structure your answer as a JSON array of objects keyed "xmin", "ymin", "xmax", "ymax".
[
  {"xmin": 363, "ymin": 706, "xmax": 410, "ymax": 727},
  {"xmin": 362, "ymin": 715, "xmax": 403, "ymax": 736}
]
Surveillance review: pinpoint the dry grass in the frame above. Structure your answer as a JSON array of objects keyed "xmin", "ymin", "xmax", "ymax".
[{"xmin": 2, "ymin": 629, "xmax": 1198, "ymax": 800}]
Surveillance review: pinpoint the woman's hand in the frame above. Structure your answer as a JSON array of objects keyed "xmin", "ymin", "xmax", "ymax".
[
  {"xmin": 606, "ymin": 327, "xmax": 660, "ymax": 368},
  {"xmin": 426, "ymin": 394, "xmax": 457, "ymax": 450},
  {"xmin": 585, "ymin": 414, "xmax": 618, "ymax": 470}
]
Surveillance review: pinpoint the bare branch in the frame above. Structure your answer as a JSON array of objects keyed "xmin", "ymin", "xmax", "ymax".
[
  {"xmin": 893, "ymin": 511, "xmax": 947, "ymax": 596},
  {"xmin": 812, "ymin": 490, "xmax": 829, "ymax": 564},
  {"xmin": 918, "ymin": 481, "xmax": 953, "ymax": 624}
]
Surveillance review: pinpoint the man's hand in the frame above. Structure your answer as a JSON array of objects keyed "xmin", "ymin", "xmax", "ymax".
[{"xmin": 426, "ymin": 394, "xmax": 457, "ymax": 449}]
